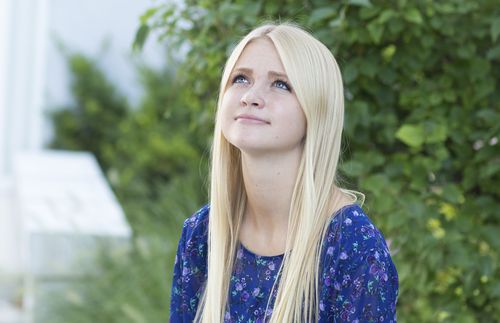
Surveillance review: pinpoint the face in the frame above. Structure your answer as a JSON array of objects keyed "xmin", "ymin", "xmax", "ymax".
[{"xmin": 220, "ymin": 38, "xmax": 306, "ymax": 156}]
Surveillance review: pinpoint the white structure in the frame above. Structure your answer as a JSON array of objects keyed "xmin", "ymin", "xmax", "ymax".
[
  {"xmin": 14, "ymin": 151, "xmax": 131, "ymax": 323},
  {"xmin": 0, "ymin": 0, "xmax": 164, "ymax": 321}
]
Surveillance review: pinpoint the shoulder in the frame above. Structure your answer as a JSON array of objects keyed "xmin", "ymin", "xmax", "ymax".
[
  {"xmin": 175, "ymin": 204, "xmax": 211, "ymax": 289},
  {"xmin": 319, "ymin": 204, "xmax": 399, "ymax": 322},
  {"xmin": 182, "ymin": 204, "xmax": 210, "ymax": 235},
  {"xmin": 324, "ymin": 204, "xmax": 393, "ymax": 257},
  {"xmin": 170, "ymin": 205, "xmax": 210, "ymax": 321},
  {"xmin": 179, "ymin": 204, "xmax": 210, "ymax": 255},
  {"xmin": 322, "ymin": 204, "xmax": 396, "ymax": 277}
]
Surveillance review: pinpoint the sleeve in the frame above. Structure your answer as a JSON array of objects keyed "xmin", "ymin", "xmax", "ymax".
[
  {"xmin": 331, "ymin": 219, "xmax": 399, "ymax": 322},
  {"xmin": 170, "ymin": 224, "xmax": 187, "ymax": 322},
  {"xmin": 169, "ymin": 207, "xmax": 209, "ymax": 323}
]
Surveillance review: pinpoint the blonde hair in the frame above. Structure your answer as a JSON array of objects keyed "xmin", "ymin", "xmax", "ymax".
[{"xmin": 196, "ymin": 22, "xmax": 362, "ymax": 322}]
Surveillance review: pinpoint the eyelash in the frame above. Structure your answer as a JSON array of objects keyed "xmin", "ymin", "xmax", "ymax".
[
  {"xmin": 231, "ymin": 74, "xmax": 292, "ymax": 92},
  {"xmin": 232, "ymin": 74, "xmax": 248, "ymax": 84},
  {"xmin": 273, "ymin": 79, "xmax": 291, "ymax": 91}
]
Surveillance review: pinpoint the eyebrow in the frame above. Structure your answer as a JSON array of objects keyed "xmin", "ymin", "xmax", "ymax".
[{"xmin": 233, "ymin": 67, "xmax": 289, "ymax": 80}]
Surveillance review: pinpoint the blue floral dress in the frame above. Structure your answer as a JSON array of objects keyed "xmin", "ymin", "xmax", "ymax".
[{"xmin": 170, "ymin": 204, "xmax": 398, "ymax": 322}]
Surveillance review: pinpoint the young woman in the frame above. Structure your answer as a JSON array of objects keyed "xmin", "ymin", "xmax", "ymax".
[{"xmin": 170, "ymin": 23, "xmax": 398, "ymax": 322}]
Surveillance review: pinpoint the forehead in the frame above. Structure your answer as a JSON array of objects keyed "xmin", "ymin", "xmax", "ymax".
[{"xmin": 233, "ymin": 38, "xmax": 286, "ymax": 72}]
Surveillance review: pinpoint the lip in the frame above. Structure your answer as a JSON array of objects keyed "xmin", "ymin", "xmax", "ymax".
[{"xmin": 235, "ymin": 114, "xmax": 270, "ymax": 124}]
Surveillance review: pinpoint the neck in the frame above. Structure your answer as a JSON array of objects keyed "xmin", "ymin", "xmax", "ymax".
[{"xmin": 240, "ymin": 148, "xmax": 302, "ymax": 234}]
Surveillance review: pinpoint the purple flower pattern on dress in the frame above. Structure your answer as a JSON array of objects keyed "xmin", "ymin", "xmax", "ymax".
[{"xmin": 170, "ymin": 204, "xmax": 398, "ymax": 322}]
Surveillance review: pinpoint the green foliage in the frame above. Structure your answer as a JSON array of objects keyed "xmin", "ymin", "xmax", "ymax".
[
  {"xmin": 44, "ymin": 237, "xmax": 173, "ymax": 323},
  {"xmin": 49, "ymin": 54, "xmax": 129, "ymax": 170},
  {"xmin": 50, "ymin": 52, "xmax": 207, "ymax": 235},
  {"xmin": 48, "ymin": 52, "xmax": 207, "ymax": 321},
  {"xmin": 48, "ymin": 0, "xmax": 499, "ymax": 322},
  {"xmin": 134, "ymin": 0, "xmax": 499, "ymax": 322}
]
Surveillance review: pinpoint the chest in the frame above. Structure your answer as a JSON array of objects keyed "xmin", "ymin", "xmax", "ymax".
[{"xmin": 225, "ymin": 244, "xmax": 283, "ymax": 322}]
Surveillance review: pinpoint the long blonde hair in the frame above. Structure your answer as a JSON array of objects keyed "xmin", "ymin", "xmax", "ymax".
[{"xmin": 196, "ymin": 22, "xmax": 361, "ymax": 322}]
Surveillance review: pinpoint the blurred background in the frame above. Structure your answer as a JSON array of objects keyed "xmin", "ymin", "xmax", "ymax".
[{"xmin": 0, "ymin": 0, "xmax": 499, "ymax": 322}]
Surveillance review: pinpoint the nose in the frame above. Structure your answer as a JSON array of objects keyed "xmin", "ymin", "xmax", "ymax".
[{"xmin": 240, "ymin": 87, "xmax": 265, "ymax": 108}]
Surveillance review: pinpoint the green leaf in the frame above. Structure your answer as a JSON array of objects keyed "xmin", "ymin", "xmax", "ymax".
[
  {"xmin": 359, "ymin": 58, "xmax": 378, "ymax": 77},
  {"xmin": 442, "ymin": 184, "xmax": 465, "ymax": 204},
  {"xmin": 481, "ymin": 160, "xmax": 500, "ymax": 179},
  {"xmin": 486, "ymin": 45, "xmax": 500, "ymax": 59},
  {"xmin": 329, "ymin": 16, "xmax": 344, "ymax": 28},
  {"xmin": 341, "ymin": 160, "xmax": 366, "ymax": 176},
  {"xmin": 309, "ymin": 7, "xmax": 337, "ymax": 25},
  {"xmin": 425, "ymin": 122, "xmax": 448, "ymax": 143},
  {"xmin": 133, "ymin": 24, "xmax": 150, "ymax": 52},
  {"xmin": 139, "ymin": 7, "xmax": 158, "ymax": 24},
  {"xmin": 396, "ymin": 124, "xmax": 424, "ymax": 148},
  {"xmin": 377, "ymin": 9, "xmax": 396, "ymax": 24},
  {"xmin": 367, "ymin": 23, "xmax": 384, "ymax": 43},
  {"xmin": 362, "ymin": 174, "xmax": 388, "ymax": 194},
  {"xmin": 491, "ymin": 17, "xmax": 500, "ymax": 42},
  {"xmin": 404, "ymin": 8, "xmax": 423, "ymax": 25},
  {"xmin": 382, "ymin": 44, "xmax": 396, "ymax": 61},
  {"xmin": 348, "ymin": 0, "xmax": 372, "ymax": 7},
  {"xmin": 244, "ymin": 2, "xmax": 261, "ymax": 16},
  {"xmin": 343, "ymin": 63, "xmax": 359, "ymax": 84},
  {"xmin": 490, "ymin": 282, "xmax": 500, "ymax": 297}
]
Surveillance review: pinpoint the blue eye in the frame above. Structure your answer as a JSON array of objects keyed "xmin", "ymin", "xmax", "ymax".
[
  {"xmin": 232, "ymin": 74, "xmax": 248, "ymax": 84},
  {"xmin": 273, "ymin": 79, "xmax": 291, "ymax": 92}
]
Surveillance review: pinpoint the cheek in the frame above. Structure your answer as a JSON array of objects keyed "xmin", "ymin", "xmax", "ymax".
[
  {"xmin": 220, "ymin": 91, "xmax": 239, "ymax": 116},
  {"xmin": 219, "ymin": 95, "xmax": 235, "ymax": 135},
  {"xmin": 297, "ymin": 119, "xmax": 307, "ymax": 141},
  {"xmin": 292, "ymin": 107, "xmax": 307, "ymax": 141},
  {"xmin": 289, "ymin": 104, "xmax": 306, "ymax": 131}
]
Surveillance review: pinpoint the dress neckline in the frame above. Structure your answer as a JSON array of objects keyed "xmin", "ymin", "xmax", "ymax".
[{"xmin": 238, "ymin": 241, "xmax": 285, "ymax": 259}]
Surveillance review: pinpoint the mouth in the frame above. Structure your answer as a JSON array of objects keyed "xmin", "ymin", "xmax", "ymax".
[{"xmin": 235, "ymin": 114, "xmax": 270, "ymax": 124}]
